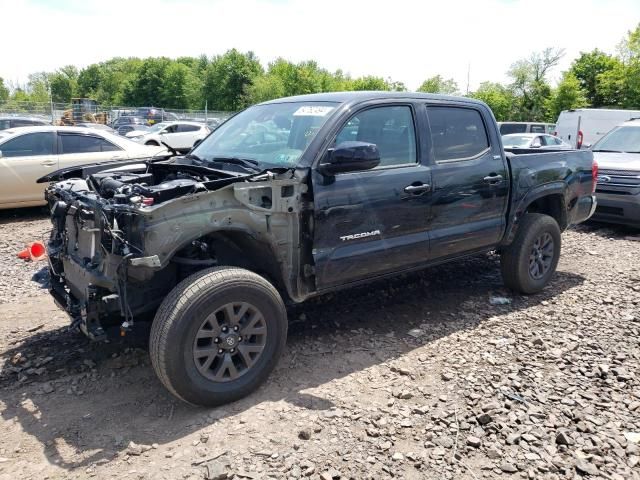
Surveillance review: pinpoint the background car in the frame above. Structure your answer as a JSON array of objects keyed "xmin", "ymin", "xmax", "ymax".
[
  {"xmin": 590, "ymin": 119, "xmax": 640, "ymax": 227},
  {"xmin": 497, "ymin": 121, "xmax": 555, "ymax": 135},
  {"xmin": 554, "ymin": 108, "xmax": 640, "ymax": 149},
  {"xmin": 0, "ymin": 116, "xmax": 51, "ymax": 130},
  {"xmin": 501, "ymin": 133, "xmax": 572, "ymax": 150},
  {"xmin": 133, "ymin": 107, "xmax": 178, "ymax": 125},
  {"xmin": 0, "ymin": 126, "xmax": 166, "ymax": 209},
  {"xmin": 117, "ymin": 124, "xmax": 151, "ymax": 136},
  {"xmin": 126, "ymin": 121, "xmax": 210, "ymax": 151},
  {"xmin": 74, "ymin": 122, "xmax": 117, "ymax": 134},
  {"xmin": 110, "ymin": 115, "xmax": 148, "ymax": 131}
]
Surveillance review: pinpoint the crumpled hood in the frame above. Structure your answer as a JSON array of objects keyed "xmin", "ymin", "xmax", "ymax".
[{"xmin": 593, "ymin": 151, "xmax": 640, "ymax": 172}]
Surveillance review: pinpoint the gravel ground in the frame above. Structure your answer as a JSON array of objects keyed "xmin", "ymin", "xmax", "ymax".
[{"xmin": 0, "ymin": 207, "xmax": 638, "ymax": 480}]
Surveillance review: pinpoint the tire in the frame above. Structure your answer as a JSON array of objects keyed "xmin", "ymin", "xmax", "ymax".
[
  {"xmin": 150, "ymin": 267, "xmax": 287, "ymax": 406},
  {"xmin": 500, "ymin": 213, "xmax": 561, "ymax": 294},
  {"xmin": 145, "ymin": 140, "xmax": 159, "ymax": 146}
]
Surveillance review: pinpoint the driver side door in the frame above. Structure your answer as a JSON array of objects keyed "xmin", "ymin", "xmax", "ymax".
[{"xmin": 311, "ymin": 103, "xmax": 433, "ymax": 290}]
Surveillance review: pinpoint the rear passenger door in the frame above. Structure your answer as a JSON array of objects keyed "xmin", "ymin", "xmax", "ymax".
[
  {"xmin": 174, "ymin": 123, "xmax": 202, "ymax": 149},
  {"xmin": 425, "ymin": 104, "xmax": 509, "ymax": 259}
]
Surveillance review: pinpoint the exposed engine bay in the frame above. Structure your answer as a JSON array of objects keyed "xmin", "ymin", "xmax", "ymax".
[{"xmin": 43, "ymin": 156, "xmax": 311, "ymax": 341}]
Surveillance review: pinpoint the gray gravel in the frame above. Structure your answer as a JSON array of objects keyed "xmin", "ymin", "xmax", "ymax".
[
  {"xmin": 0, "ymin": 208, "xmax": 638, "ymax": 480},
  {"xmin": 0, "ymin": 208, "xmax": 50, "ymax": 304}
]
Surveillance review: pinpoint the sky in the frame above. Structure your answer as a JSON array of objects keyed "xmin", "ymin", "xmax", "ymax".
[{"xmin": 2, "ymin": 0, "xmax": 639, "ymax": 91}]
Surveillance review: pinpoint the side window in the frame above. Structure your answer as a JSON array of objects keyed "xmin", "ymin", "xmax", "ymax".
[
  {"xmin": 177, "ymin": 124, "xmax": 200, "ymax": 133},
  {"xmin": 99, "ymin": 138, "xmax": 121, "ymax": 151},
  {"xmin": 334, "ymin": 106, "xmax": 417, "ymax": 168},
  {"xmin": 427, "ymin": 106, "xmax": 490, "ymax": 161},
  {"xmin": 0, "ymin": 132, "xmax": 55, "ymax": 157},
  {"xmin": 0, "ymin": 120, "xmax": 10, "ymax": 130},
  {"xmin": 60, "ymin": 134, "xmax": 121, "ymax": 153},
  {"xmin": 530, "ymin": 124, "xmax": 546, "ymax": 133}
]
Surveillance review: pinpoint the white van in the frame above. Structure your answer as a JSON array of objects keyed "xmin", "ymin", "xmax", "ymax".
[{"xmin": 555, "ymin": 108, "xmax": 640, "ymax": 149}]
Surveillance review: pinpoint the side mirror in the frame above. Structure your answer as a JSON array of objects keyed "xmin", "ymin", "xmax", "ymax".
[
  {"xmin": 192, "ymin": 138, "xmax": 202, "ymax": 148},
  {"xmin": 319, "ymin": 141, "xmax": 380, "ymax": 175},
  {"xmin": 583, "ymin": 143, "xmax": 592, "ymax": 149},
  {"xmin": 531, "ymin": 142, "xmax": 541, "ymax": 148}
]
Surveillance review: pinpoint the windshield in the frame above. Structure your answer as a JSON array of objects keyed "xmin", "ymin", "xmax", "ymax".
[
  {"xmin": 592, "ymin": 126, "xmax": 640, "ymax": 153},
  {"xmin": 502, "ymin": 135, "xmax": 532, "ymax": 147},
  {"xmin": 192, "ymin": 101, "xmax": 339, "ymax": 169},
  {"xmin": 148, "ymin": 122, "xmax": 169, "ymax": 133}
]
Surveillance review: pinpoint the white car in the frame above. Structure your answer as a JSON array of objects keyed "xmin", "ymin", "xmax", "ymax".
[
  {"xmin": 126, "ymin": 121, "xmax": 210, "ymax": 151},
  {"xmin": 0, "ymin": 126, "xmax": 165, "ymax": 209},
  {"xmin": 501, "ymin": 133, "xmax": 572, "ymax": 150}
]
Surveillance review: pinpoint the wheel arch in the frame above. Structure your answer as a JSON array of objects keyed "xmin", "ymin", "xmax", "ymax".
[
  {"xmin": 167, "ymin": 229, "xmax": 290, "ymax": 301},
  {"xmin": 504, "ymin": 183, "xmax": 568, "ymax": 245}
]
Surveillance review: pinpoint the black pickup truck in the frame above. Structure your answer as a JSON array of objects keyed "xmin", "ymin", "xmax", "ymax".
[{"xmin": 41, "ymin": 92, "xmax": 597, "ymax": 406}]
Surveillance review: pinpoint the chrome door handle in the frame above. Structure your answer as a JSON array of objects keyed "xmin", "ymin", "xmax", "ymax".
[
  {"xmin": 404, "ymin": 183, "xmax": 431, "ymax": 194},
  {"xmin": 483, "ymin": 174, "xmax": 503, "ymax": 184},
  {"xmin": 40, "ymin": 161, "xmax": 56, "ymax": 167}
]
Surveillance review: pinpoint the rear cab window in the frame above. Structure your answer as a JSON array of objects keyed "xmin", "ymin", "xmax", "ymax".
[{"xmin": 426, "ymin": 106, "xmax": 490, "ymax": 161}]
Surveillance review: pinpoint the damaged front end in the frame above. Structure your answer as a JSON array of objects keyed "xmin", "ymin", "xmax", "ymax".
[{"xmin": 44, "ymin": 158, "xmax": 309, "ymax": 340}]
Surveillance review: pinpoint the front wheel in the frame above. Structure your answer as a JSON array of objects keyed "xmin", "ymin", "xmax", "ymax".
[
  {"xmin": 150, "ymin": 267, "xmax": 287, "ymax": 406},
  {"xmin": 500, "ymin": 213, "xmax": 561, "ymax": 294}
]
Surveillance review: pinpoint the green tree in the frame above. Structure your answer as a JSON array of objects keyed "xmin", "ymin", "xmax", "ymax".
[
  {"xmin": 162, "ymin": 62, "xmax": 199, "ymax": 109},
  {"xmin": 203, "ymin": 49, "xmax": 263, "ymax": 110},
  {"xmin": 77, "ymin": 64, "xmax": 102, "ymax": 99},
  {"xmin": 0, "ymin": 77, "xmax": 8, "ymax": 102},
  {"xmin": 49, "ymin": 65, "xmax": 78, "ymax": 103},
  {"xmin": 123, "ymin": 57, "xmax": 171, "ymax": 106},
  {"xmin": 508, "ymin": 48, "xmax": 563, "ymax": 121},
  {"xmin": 468, "ymin": 82, "xmax": 516, "ymax": 121},
  {"xmin": 545, "ymin": 72, "xmax": 588, "ymax": 120},
  {"xmin": 245, "ymin": 74, "xmax": 286, "ymax": 104},
  {"xmin": 25, "ymin": 72, "xmax": 51, "ymax": 103},
  {"xmin": 350, "ymin": 75, "xmax": 391, "ymax": 91},
  {"xmin": 569, "ymin": 50, "xmax": 621, "ymax": 107},
  {"xmin": 417, "ymin": 75, "xmax": 458, "ymax": 95}
]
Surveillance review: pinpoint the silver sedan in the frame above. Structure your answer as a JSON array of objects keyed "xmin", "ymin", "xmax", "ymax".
[{"xmin": 502, "ymin": 133, "xmax": 572, "ymax": 150}]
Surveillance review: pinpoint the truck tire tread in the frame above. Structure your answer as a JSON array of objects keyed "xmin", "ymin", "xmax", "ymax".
[
  {"xmin": 500, "ymin": 213, "xmax": 561, "ymax": 294},
  {"xmin": 149, "ymin": 266, "xmax": 287, "ymax": 406}
]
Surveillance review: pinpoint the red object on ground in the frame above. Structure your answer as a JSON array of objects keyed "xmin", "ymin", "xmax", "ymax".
[{"xmin": 17, "ymin": 241, "xmax": 47, "ymax": 262}]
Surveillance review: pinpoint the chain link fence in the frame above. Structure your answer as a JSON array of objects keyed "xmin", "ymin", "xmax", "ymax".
[{"xmin": 0, "ymin": 100, "xmax": 232, "ymax": 127}]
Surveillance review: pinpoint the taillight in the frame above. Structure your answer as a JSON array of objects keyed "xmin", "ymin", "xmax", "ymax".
[
  {"xmin": 577, "ymin": 130, "xmax": 584, "ymax": 149},
  {"xmin": 591, "ymin": 160, "xmax": 598, "ymax": 193}
]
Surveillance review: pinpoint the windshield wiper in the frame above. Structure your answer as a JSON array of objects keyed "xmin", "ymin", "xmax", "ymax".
[
  {"xmin": 184, "ymin": 153, "xmax": 204, "ymax": 164},
  {"xmin": 207, "ymin": 156, "xmax": 262, "ymax": 173}
]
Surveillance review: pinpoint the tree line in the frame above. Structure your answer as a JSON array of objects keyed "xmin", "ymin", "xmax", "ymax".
[{"xmin": 1, "ymin": 24, "xmax": 638, "ymax": 122}]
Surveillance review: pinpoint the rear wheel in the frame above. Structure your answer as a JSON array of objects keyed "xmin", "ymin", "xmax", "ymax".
[
  {"xmin": 500, "ymin": 213, "xmax": 561, "ymax": 294},
  {"xmin": 150, "ymin": 267, "xmax": 287, "ymax": 406}
]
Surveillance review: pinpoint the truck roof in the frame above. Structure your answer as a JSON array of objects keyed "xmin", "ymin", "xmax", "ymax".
[{"xmin": 260, "ymin": 91, "xmax": 487, "ymax": 107}]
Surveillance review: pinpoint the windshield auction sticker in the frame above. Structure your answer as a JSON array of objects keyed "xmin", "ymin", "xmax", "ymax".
[{"xmin": 293, "ymin": 106, "xmax": 335, "ymax": 117}]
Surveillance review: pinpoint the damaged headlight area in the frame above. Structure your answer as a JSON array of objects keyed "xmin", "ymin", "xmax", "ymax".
[{"xmin": 44, "ymin": 161, "xmax": 250, "ymax": 340}]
